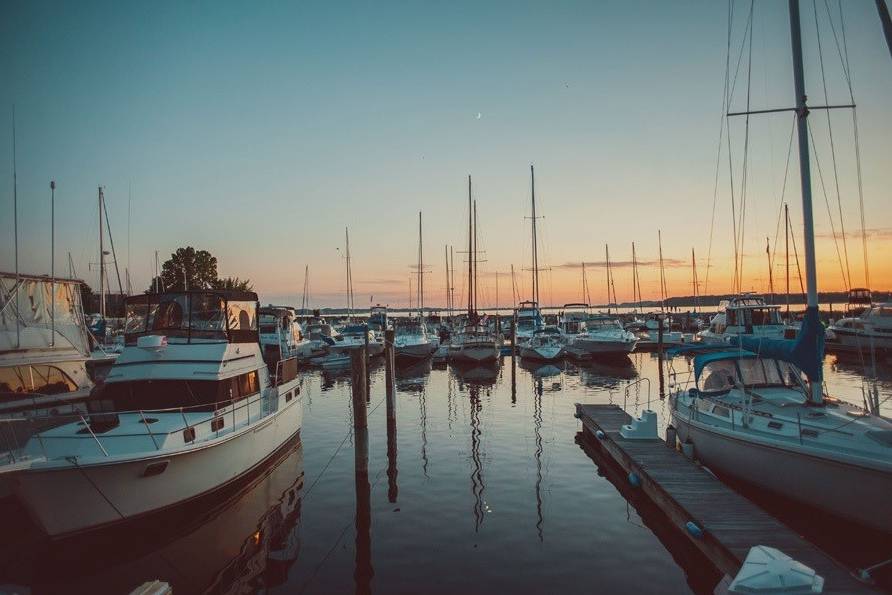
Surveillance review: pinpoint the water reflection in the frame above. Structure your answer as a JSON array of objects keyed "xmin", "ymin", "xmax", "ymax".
[
  {"xmin": 533, "ymin": 381, "xmax": 545, "ymax": 542},
  {"xmin": 570, "ymin": 356, "xmax": 638, "ymax": 390},
  {"xmin": 469, "ymin": 384, "xmax": 486, "ymax": 532},
  {"xmin": 0, "ymin": 438, "xmax": 305, "ymax": 594},
  {"xmin": 451, "ymin": 362, "xmax": 500, "ymax": 387}
]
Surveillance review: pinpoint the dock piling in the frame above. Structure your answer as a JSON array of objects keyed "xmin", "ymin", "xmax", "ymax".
[{"xmin": 351, "ymin": 349, "xmax": 368, "ymax": 429}]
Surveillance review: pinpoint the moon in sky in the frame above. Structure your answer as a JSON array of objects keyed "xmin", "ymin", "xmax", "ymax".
[{"xmin": 476, "ymin": 112, "xmax": 482, "ymax": 120}]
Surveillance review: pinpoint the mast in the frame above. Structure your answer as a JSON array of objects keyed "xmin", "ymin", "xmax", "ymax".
[
  {"xmin": 877, "ymin": 0, "xmax": 892, "ymax": 63},
  {"xmin": 510, "ymin": 264, "xmax": 518, "ymax": 310},
  {"xmin": 785, "ymin": 203, "xmax": 791, "ymax": 319},
  {"xmin": 658, "ymin": 229, "xmax": 667, "ymax": 311},
  {"xmin": 581, "ymin": 261, "xmax": 587, "ymax": 304},
  {"xmin": 692, "ymin": 247, "xmax": 699, "ymax": 312},
  {"xmin": 604, "ymin": 244, "xmax": 611, "ymax": 314},
  {"xmin": 473, "ymin": 200, "xmax": 478, "ymax": 313},
  {"xmin": 789, "ymin": 0, "xmax": 822, "ymax": 404},
  {"xmin": 766, "ymin": 237, "xmax": 774, "ymax": 303},
  {"xmin": 99, "ymin": 187, "xmax": 106, "ymax": 319},
  {"xmin": 12, "ymin": 107, "xmax": 19, "ymax": 348},
  {"xmin": 450, "ymin": 245, "xmax": 455, "ymax": 317},
  {"xmin": 632, "ymin": 242, "xmax": 639, "ymax": 312},
  {"xmin": 445, "ymin": 245, "xmax": 450, "ymax": 315},
  {"xmin": 467, "ymin": 175, "xmax": 473, "ymax": 317},
  {"xmin": 345, "ymin": 227, "xmax": 354, "ymax": 319},
  {"xmin": 51, "ymin": 180, "xmax": 56, "ymax": 347},
  {"xmin": 529, "ymin": 165, "xmax": 540, "ymax": 306},
  {"xmin": 418, "ymin": 211, "xmax": 424, "ymax": 317}
]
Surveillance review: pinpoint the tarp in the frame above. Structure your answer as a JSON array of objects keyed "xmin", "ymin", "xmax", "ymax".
[
  {"xmin": 693, "ymin": 350, "xmax": 758, "ymax": 379},
  {"xmin": 730, "ymin": 305, "xmax": 824, "ymax": 383}
]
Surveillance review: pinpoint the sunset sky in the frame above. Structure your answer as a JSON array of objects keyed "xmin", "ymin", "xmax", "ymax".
[{"xmin": 3, "ymin": 1, "xmax": 891, "ymax": 309}]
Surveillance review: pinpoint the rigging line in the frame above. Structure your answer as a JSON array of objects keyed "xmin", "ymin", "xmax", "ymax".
[
  {"xmin": 705, "ymin": 0, "xmax": 735, "ymax": 297},
  {"xmin": 736, "ymin": 0, "xmax": 755, "ymax": 293},
  {"xmin": 789, "ymin": 221, "xmax": 806, "ymax": 297},
  {"xmin": 835, "ymin": 1, "xmax": 870, "ymax": 288},
  {"xmin": 813, "ymin": 0, "xmax": 853, "ymax": 290},
  {"xmin": 770, "ymin": 119, "xmax": 797, "ymax": 274},
  {"xmin": 807, "ymin": 125, "xmax": 849, "ymax": 291},
  {"xmin": 727, "ymin": 1, "xmax": 754, "ymax": 108},
  {"xmin": 822, "ymin": 0, "xmax": 852, "ymax": 88}
]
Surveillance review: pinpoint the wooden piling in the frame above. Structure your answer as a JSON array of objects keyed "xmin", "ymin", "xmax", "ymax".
[
  {"xmin": 351, "ymin": 349, "xmax": 368, "ymax": 429},
  {"xmin": 363, "ymin": 329, "xmax": 371, "ymax": 403},
  {"xmin": 384, "ymin": 329, "xmax": 395, "ymax": 421},
  {"xmin": 510, "ymin": 319, "xmax": 517, "ymax": 403}
]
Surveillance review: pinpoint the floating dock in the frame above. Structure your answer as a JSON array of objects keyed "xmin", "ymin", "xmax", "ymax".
[{"xmin": 575, "ymin": 404, "xmax": 877, "ymax": 594}]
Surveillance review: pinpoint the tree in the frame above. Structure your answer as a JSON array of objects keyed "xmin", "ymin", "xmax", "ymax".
[
  {"xmin": 213, "ymin": 276, "xmax": 254, "ymax": 291},
  {"xmin": 154, "ymin": 247, "xmax": 218, "ymax": 292}
]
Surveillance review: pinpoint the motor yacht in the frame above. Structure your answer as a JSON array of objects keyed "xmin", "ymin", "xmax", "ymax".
[
  {"xmin": 696, "ymin": 294, "xmax": 785, "ymax": 344},
  {"xmin": 569, "ymin": 315, "xmax": 638, "ymax": 357},
  {"xmin": 393, "ymin": 317, "xmax": 437, "ymax": 361},
  {"xmin": 0, "ymin": 289, "xmax": 303, "ymax": 537},
  {"xmin": 518, "ymin": 327, "xmax": 564, "ymax": 362}
]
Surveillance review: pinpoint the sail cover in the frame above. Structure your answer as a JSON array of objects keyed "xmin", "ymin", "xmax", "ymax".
[{"xmin": 730, "ymin": 305, "xmax": 824, "ymax": 383}]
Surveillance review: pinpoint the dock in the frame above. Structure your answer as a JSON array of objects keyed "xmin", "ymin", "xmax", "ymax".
[{"xmin": 575, "ymin": 404, "xmax": 877, "ymax": 594}]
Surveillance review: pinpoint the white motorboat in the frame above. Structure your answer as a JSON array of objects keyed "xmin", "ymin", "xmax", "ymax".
[
  {"xmin": 519, "ymin": 327, "xmax": 564, "ymax": 362},
  {"xmin": 450, "ymin": 324, "xmax": 499, "ymax": 364},
  {"xmin": 393, "ymin": 317, "xmax": 436, "ymax": 361},
  {"xmin": 696, "ymin": 294, "xmax": 785, "ymax": 344},
  {"xmin": 514, "ymin": 300, "xmax": 542, "ymax": 345},
  {"xmin": 558, "ymin": 303, "xmax": 589, "ymax": 342},
  {"xmin": 570, "ymin": 315, "xmax": 638, "ymax": 357},
  {"xmin": 827, "ymin": 302, "xmax": 892, "ymax": 354},
  {"xmin": 1, "ymin": 272, "xmax": 95, "ymax": 420},
  {"xmin": 330, "ymin": 324, "xmax": 384, "ymax": 357},
  {"xmin": 0, "ymin": 289, "xmax": 303, "ymax": 537},
  {"xmin": 259, "ymin": 305, "xmax": 324, "ymax": 362}
]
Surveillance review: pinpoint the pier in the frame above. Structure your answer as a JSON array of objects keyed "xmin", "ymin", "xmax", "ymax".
[{"xmin": 575, "ymin": 404, "xmax": 877, "ymax": 594}]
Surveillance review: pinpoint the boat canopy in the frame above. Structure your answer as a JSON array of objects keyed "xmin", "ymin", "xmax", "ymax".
[
  {"xmin": 730, "ymin": 305, "xmax": 824, "ymax": 384},
  {"xmin": 691, "ymin": 350, "xmax": 758, "ymax": 380},
  {"xmin": 124, "ymin": 290, "xmax": 259, "ymax": 344}
]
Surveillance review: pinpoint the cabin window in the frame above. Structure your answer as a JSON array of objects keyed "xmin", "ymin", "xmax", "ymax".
[
  {"xmin": 711, "ymin": 405, "xmax": 730, "ymax": 418},
  {"xmin": 727, "ymin": 310, "xmax": 737, "ymax": 326},
  {"xmin": 150, "ymin": 294, "xmax": 189, "ymax": 333},
  {"xmin": 0, "ymin": 365, "xmax": 78, "ymax": 397},
  {"xmin": 238, "ymin": 370, "xmax": 260, "ymax": 396},
  {"xmin": 700, "ymin": 360, "xmax": 738, "ymax": 392}
]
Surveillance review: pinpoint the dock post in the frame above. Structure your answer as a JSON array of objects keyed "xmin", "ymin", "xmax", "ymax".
[
  {"xmin": 363, "ymin": 330, "xmax": 371, "ymax": 403},
  {"xmin": 510, "ymin": 319, "xmax": 517, "ymax": 404},
  {"xmin": 384, "ymin": 329, "xmax": 398, "ymax": 502},
  {"xmin": 351, "ymin": 349, "xmax": 368, "ymax": 429},
  {"xmin": 353, "ymin": 408, "xmax": 373, "ymax": 593},
  {"xmin": 657, "ymin": 314, "xmax": 666, "ymax": 399}
]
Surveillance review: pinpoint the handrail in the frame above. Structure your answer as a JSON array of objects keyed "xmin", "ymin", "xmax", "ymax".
[{"xmin": 622, "ymin": 377, "xmax": 652, "ymax": 414}]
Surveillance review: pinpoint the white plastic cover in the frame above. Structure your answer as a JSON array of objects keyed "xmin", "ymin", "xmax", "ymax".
[{"xmin": 728, "ymin": 546, "xmax": 824, "ymax": 593}]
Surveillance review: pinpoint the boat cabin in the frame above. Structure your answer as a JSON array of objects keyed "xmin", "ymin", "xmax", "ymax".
[{"xmin": 695, "ymin": 352, "xmax": 807, "ymax": 400}]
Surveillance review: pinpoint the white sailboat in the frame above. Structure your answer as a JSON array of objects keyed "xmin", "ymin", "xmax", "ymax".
[
  {"xmin": 670, "ymin": 0, "xmax": 892, "ymax": 534},
  {"xmin": 0, "ymin": 289, "xmax": 303, "ymax": 537},
  {"xmin": 450, "ymin": 176, "xmax": 499, "ymax": 365},
  {"xmin": 395, "ymin": 212, "xmax": 437, "ymax": 362}
]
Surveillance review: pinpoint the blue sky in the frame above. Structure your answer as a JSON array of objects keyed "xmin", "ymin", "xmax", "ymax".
[{"xmin": 2, "ymin": 1, "xmax": 891, "ymax": 307}]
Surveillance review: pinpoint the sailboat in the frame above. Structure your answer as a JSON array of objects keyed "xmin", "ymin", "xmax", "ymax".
[
  {"xmin": 450, "ymin": 176, "xmax": 499, "ymax": 364},
  {"xmin": 670, "ymin": 0, "xmax": 892, "ymax": 533},
  {"xmin": 394, "ymin": 212, "xmax": 438, "ymax": 362},
  {"xmin": 514, "ymin": 166, "xmax": 545, "ymax": 346}
]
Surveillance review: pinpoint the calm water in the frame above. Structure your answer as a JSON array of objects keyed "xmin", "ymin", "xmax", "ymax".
[{"xmin": 1, "ymin": 352, "xmax": 889, "ymax": 594}]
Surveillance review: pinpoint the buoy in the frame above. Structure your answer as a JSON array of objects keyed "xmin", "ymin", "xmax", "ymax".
[
  {"xmin": 685, "ymin": 521, "xmax": 704, "ymax": 538},
  {"xmin": 595, "ymin": 430, "xmax": 606, "ymax": 440},
  {"xmin": 628, "ymin": 471, "xmax": 641, "ymax": 487}
]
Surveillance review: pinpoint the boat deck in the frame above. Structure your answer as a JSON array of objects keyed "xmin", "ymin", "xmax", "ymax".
[{"xmin": 574, "ymin": 403, "xmax": 878, "ymax": 594}]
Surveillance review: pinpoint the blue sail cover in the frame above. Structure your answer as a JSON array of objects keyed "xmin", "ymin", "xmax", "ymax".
[{"xmin": 729, "ymin": 305, "xmax": 824, "ymax": 382}]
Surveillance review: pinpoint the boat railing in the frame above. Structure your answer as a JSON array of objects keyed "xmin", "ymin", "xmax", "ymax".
[
  {"xmin": 0, "ymin": 387, "xmax": 293, "ymax": 465},
  {"xmin": 622, "ymin": 377, "xmax": 652, "ymax": 417}
]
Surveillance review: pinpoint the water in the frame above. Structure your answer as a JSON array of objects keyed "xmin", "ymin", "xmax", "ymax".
[{"xmin": 1, "ymin": 353, "xmax": 889, "ymax": 594}]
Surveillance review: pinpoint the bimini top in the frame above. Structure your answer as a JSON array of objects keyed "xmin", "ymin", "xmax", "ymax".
[
  {"xmin": 124, "ymin": 291, "xmax": 259, "ymax": 344},
  {"xmin": 691, "ymin": 350, "xmax": 758, "ymax": 380}
]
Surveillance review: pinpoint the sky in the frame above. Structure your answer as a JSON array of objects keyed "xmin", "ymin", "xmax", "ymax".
[{"xmin": 2, "ymin": 0, "xmax": 891, "ymax": 309}]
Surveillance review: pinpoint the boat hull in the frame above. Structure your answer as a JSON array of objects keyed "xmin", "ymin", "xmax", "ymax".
[
  {"xmin": 9, "ymin": 396, "xmax": 303, "ymax": 537},
  {"xmin": 394, "ymin": 342, "xmax": 435, "ymax": 361},
  {"xmin": 450, "ymin": 344, "xmax": 499, "ymax": 364},
  {"xmin": 672, "ymin": 412, "xmax": 892, "ymax": 533},
  {"xmin": 518, "ymin": 345, "xmax": 563, "ymax": 362},
  {"xmin": 572, "ymin": 338, "xmax": 637, "ymax": 357}
]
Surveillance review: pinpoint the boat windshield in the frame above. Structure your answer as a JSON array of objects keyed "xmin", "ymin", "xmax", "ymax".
[
  {"xmin": 699, "ymin": 357, "xmax": 807, "ymax": 393},
  {"xmin": 587, "ymin": 318, "xmax": 621, "ymax": 330},
  {"xmin": 395, "ymin": 320, "xmax": 423, "ymax": 335},
  {"xmin": 124, "ymin": 292, "xmax": 258, "ymax": 344}
]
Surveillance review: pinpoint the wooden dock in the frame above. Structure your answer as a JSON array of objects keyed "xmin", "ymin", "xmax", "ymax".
[{"xmin": 575, "ymin": 403, "xmax": 877, "ymax": 594}]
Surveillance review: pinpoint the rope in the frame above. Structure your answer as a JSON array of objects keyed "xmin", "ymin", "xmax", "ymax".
[
  {"xmin": 807, "ymin": 126, "xmax": 850, "ymax": 292},
  {"xmin": 769, "ymin": 120, "xmax": 797, "ymax": 276}
]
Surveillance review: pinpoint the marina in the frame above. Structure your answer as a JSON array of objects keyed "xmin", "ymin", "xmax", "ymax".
[{"xmin": 2, "ymin": 0, "xmax": 892, "ymax": 593}]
